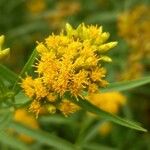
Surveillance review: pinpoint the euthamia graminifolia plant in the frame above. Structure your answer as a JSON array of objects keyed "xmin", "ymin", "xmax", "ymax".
[
  {"xmin": 1, "ymin": 24, "xmax": 150, "ymax": 134},
  {"xmin": 21, "ymin": 23, "xmax": 117, "ymax": 117}
]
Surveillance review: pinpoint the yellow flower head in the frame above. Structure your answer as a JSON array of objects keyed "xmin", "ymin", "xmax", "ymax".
[
  {"xmin": 88, "ymin": 92, "xmax": 126, "ymax": 114},
  {"xmin": 21, "ymin": 23, "xmax": 117, "ymax": 117}
]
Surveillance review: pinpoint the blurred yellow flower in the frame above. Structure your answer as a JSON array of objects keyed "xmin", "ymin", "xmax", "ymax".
[
  {"xmin": 26, "ymin": 0, "xmax": 46, "ymax": 14},
  {"xmin": 88, "ymin": 92, "xmax": 126, "ymax": 114},
  {"xmin": 99, "ymin": 122, "xmax": 112, "ymax": 136},
  {"xmin": 118, "ymin": 5, "xmax": 150, "ymax": 80},
  {"xmin": 21, "ymin": 23, "xmax": 117, "ymax": 117},
  {"xmin": 46, "ymin": 1, "xmax": 80, "ymax": 30},
  {"xmin": 14, "ymin": 109, "xmax": 39, "ymax": 143}
]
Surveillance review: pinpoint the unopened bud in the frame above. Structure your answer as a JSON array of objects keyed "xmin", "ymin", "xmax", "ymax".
[
  {"xmin": 47, "ymin": 105, "xmax": 56, "ymax": 114},
  {"xmin": 98, "ymin": 41, "xmax": 118, "ymax": 52},
  {"xmin": 100, "ymin": 56, "xmax": 112, "ymax": 62},
  {"xmin": 0, "ymin": 48, "xmax": 10, "ymax": 61}
]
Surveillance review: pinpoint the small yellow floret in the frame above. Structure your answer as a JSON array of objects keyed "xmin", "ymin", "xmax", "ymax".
[
  {"xmin": 21, "ymin": 76, "xmax": 35, "ymax": 98},
  {"xmin": 59, "ymin": 99, "xmax": 80, "ymax": 116}
]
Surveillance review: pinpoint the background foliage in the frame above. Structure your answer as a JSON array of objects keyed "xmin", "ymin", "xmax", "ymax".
[{"xmin": 0, "ymin": 0, "xmax": 150, "ymax": 150}]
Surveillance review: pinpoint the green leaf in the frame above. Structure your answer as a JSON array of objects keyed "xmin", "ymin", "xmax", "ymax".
[
  {"xmin": 12, "ymin": 49, "xmax": 37, "ymax": 94},
  {"xmin": 10, "ymin": 122, "xmax": 75, "ymax": 150},
  {"xmin": 0, "ymin": 64, "xmax": 18, "ymax": 85},
  {"xmin": 0, "ymin": 132, "xmax": 29, "ymax": 150},
  {"xmin": 101, "ymin": 76, "xmax": 150, "ymax": 93},
  {"xmin": 71, "ymin": 97, "xmax": 147, "ymax": 132}
]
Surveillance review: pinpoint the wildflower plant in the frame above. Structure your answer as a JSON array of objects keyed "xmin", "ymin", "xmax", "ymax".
[
  {"xmin": 0, "ymin": 22, "xmax": 150, "ymax": 150},
  {"xmin": 21, "ymin": 23, "xmax": 117, "ymax": 117}
]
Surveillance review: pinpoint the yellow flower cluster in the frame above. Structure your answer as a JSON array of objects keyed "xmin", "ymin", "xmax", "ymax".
[
  {"xmin": 21, "ymin": 23, "xmax": 117, "ymax": 117},
  {"xmin": 0, "ymin": 35, "xmax": 10, "ymax": 61},
  {"xmin": 13, "ymin": 109, "xmax": 39, "ymax": 143},
  {"xmin": 118, "ymin": 5, "xmax": 150, "ymax": 80}
]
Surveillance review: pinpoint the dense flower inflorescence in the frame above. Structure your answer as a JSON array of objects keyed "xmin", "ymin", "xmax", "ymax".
[{"xmin": 21, "ymin": 23, "xmax": 117, "ymax": 117}]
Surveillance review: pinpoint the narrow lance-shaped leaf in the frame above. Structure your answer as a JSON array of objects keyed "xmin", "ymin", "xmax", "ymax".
[
  {"xmin": 10, "ymin": 122, "xmax": 75, "ymax": 150},
  {"xmin": 71, "ymin": 96, "xmax": 147, "ymax": 132},
  {"xmin": 82, "ymin": 76, "xmax": 150, "ymax": 96},
  {"xmin": 101, "ymin": 76, "xmax": 150, "ymax": 93},
  {"xmin": 12, "ymin": 49, "xmax": 37, "ymax": 94}
]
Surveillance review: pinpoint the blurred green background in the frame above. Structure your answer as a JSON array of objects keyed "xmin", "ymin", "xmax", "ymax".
[{"xmin": 0, "ymin": 0, "xmax": 150, "ymax": 149}]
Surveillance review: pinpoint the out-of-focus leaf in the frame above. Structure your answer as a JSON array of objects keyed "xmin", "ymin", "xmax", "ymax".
[
  {"xmin": 85, "ymin": 11, "xmax": 118, "ymax": 23},
  {"xmin": 83, "ymin": 143, "xmax": 117, "ymax": 150},
  {"xmin": 10, "ymin": 122, "xmax": 75, "ymax": 150},
  {"xmin": 7, "ymin": 22, "xmax": 48, "ymax": 39},
  {"xmin": 0, "ymin": 112, "xmax": 12, "ymax": 130},
  {"xmin": 0, "ymin": 132, "xmax": 29, "ymax": 150},
  {"xmin": 75, "ymin": 115, "xmax": 95, "ymax": 145},
  {"xmin": 83, "ymin": 120, "xmax": 105, "ymax": 142}
]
